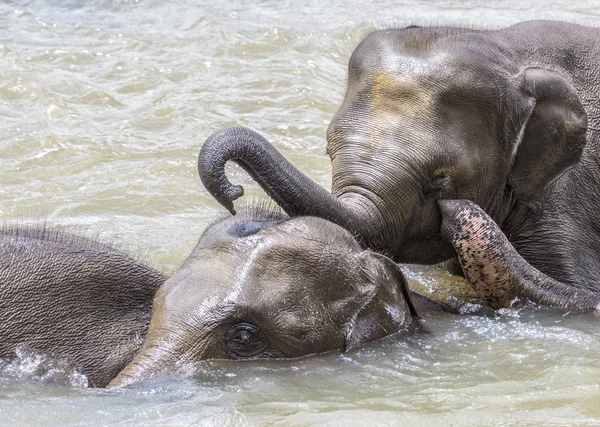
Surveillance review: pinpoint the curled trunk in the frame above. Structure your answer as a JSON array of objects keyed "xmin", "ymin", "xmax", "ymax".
[
  {"xmin": 198, "ymin": 127, "xmax": 383, "ymax": 245},
  {"xmin": 439, "ymin": 199, "xmax": 600, "ymax": 311}
]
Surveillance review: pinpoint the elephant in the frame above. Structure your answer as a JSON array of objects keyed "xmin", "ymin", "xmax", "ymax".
[
  {"xmin": 108, "ymin": 208, "xmax": 416, "ymax": 387},
  {"xmin": 109, "ymin": 209, "xmax": 417, "ymax": 387},
  {"xmin": 198, "ymin": 20, "xmax": 600, "ymax": 309},
  {"xmin": 1, "ymin": 212, "xmax": 417, "ymax": 389},
  {"xmin": 439, "ymin": 199, "xmax": 600, "ymax": 311},
  {"xmin": 0, "ymin": 228, "xmax": 166, "ymax": 387}
]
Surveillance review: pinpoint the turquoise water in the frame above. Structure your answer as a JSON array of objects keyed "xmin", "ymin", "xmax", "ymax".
[{"xmin": 1, "ymin": 1, "xmax": 599, "ymax": 425}]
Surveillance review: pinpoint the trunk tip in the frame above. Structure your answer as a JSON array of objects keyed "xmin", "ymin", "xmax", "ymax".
[
  {"xmin": 438, "ymin": 199, "xmax": 470, "ymax": 243},
  {"xmin": 222, "ymin": 184, "xmax": 243, "ymax": 215}
]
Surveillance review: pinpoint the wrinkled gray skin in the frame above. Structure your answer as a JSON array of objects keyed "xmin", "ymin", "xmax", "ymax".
[
  {"xmin": 0, "ymin": 229, "xmax": 166, "ymax": 387},
  {"xmin": 109, "ymin": 210, "xmax": 416, "ymax": 388},
  {"xmin": 439, "ymin": 199, "xmax": 600, "ymax": 311},
  {"xmin": 199, "ymin": 21, "xmax": 600, "ymax": 298}
]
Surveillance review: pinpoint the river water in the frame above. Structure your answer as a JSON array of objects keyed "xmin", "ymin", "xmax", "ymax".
[{"xmin": 1, "ymin": 0, "xmax": 599, "ymax": 425}]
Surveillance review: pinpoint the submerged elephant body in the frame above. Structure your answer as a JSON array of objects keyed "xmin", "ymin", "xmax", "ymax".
[
  {"xmin": 199, "ymin": 20, "xmax": 600, "ymax": 308},
  {"xmin": 0, "ymin": 229, "xmax": 166, "ymax": 387},
  {"xmin": 1, "ymin": 214, "xmax": 417, "ymax": 388},
  {"xmin": 110, "ymin": 210, "xmax": 416, "ymax": 387}
]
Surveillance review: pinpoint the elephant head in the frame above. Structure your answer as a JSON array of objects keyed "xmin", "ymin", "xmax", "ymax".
[
  {"xmin": 109, "ymin": 209, "xmax": 415, "ymax": 387},
  {"xmin": 198, "ymin": 26, "xmax": 587, "ymax": 264}
]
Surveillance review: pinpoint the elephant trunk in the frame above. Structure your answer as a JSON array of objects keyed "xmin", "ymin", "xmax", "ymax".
[
  {"xmin": 107, "ymin": 347, "xmax": 165, "ymax": 388},
  {"xmin": 439, "ymin": 199, "xmax": 600, "ymax": 311},
  {"xmin": 198, "ymin": 127, "xmax": 384, "ymax": 247},
  {"xmin": 107, "ymin": 336, "xmax": 187, "ymax": 388}
]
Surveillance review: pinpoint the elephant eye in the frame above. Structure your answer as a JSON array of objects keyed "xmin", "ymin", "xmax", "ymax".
[
  {"xmin": 423, "ymin": 174, "xmax": 450, "ymax": 197},
  {"xmin": 431, "ymin": 174, "xmax": 450, "ymax": 188},
  {"xmin": 225, "ymin": 322, "xmax": 269, "ymax": 359}
]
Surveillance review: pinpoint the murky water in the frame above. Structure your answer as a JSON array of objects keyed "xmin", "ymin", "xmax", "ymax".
[{"xmin": 1, "ymin": 0, "xmax": 600, "ymax": 425}]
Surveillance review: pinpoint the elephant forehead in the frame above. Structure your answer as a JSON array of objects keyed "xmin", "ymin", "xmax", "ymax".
[
  {"xmin": 378, "ymin": 49, "xmax": 449, "ymax": 76},
  {"xmin": 164, "ymin": 256, "xmax": 359, "ymax": 332},
  {"xmin": 272, "ymin": 216, "xmax": 362, "ymax": 250},
  {"xmin": 369, "ymin": 71, "xmax": 434, "ymax": 118},
  {"xmin": 236, "ymin": 237, "xmax": 362, "ymax": 299},
  {"xmin": 241, "ymin": 240, "xmax": 359, "ymax": 284},
  {"xmin": 360, "ymin": 47, "xmax": 504, "ymax": 109}
]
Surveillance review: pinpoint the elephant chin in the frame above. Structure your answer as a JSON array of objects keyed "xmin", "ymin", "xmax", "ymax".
[{"xmin": 394, "ymin": 238, "xmax": 456, "ymax": 264}]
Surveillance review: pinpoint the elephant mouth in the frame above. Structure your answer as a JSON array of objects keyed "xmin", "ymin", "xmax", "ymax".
[
  {"xmin": 393, "ymin": 191, "xmax": 456, "ymax": 264},
  {"xmin": 394, "ymin": 237, "xmax": 456, "ymax": 264},
  {"xmin": 334, "ymin": 183, "xmax": 456, "ymax": 264}
]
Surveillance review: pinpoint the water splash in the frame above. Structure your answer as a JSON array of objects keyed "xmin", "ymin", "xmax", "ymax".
[{"xmin": 0, "ymin": 345, "xmax": 88, "ymax": 388}]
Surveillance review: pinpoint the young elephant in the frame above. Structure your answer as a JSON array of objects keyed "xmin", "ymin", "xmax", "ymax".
[
  {"xmin": 109, "ymin": 209, "xmax": 416, "ymax": 387},
  {"xmin": 0, "ymin": 229, "xmax": 166, "ymax": 387},
  {"xmin": 438, "ymin": 199, "xmax": 600, "ymax": 312}
]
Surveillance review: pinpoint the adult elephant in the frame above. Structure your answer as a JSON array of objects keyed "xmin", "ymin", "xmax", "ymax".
[{"xmin": 199, "ymin": 20, "xmax": 598, "ymax": 297}]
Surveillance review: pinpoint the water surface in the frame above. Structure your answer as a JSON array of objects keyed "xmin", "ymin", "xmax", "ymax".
[{"xmin": 1, "ymin": 0, "xmax": 599, "ymax": 425}]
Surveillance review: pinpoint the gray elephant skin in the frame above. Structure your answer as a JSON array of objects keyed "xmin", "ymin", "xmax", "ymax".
[
  {"xmin": 438, "ymin": 199, "xmax": 600, "ymax": 311},
  {"xmin": 0, "ymin": 228, "xmax": 166, "ymax": 387},
  {"xmin": 0, "ymin": 212, "xmax": 416, "ymax": 388},
  {"xmin": 109, "ymin": 209, "xmax": 416, "ymax": 387},
  {"xmin": 199, "ymin": 20, "xmax": 600, "ymax": 309}
]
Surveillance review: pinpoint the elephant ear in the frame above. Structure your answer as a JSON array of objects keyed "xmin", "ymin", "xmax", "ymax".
[
  {"xmin": 509, "ymin": 67, "xmax": 587, "ymax": 214},
  {"xmin": 344, "ymin": 252, "xmax": 416, "ymax": 351}
]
